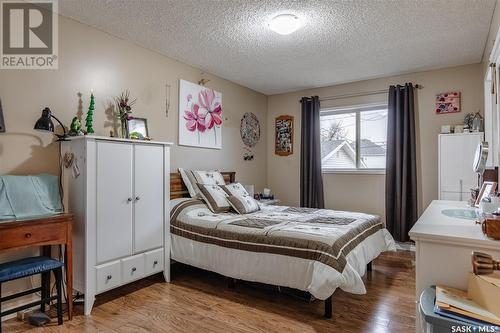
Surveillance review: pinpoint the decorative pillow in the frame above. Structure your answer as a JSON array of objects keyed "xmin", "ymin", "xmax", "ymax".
[
  {"xmin": 197, "ymin": 183, "xmax": 231, "ymax": 213},
  {"xmin": 179, "ymin": 168, "xmax": 201, "ymax": 198},
  {"xmin": 227, "ymin": 194, "xmax": 260, "ymax": 214},
  {"xmin": 179, "ymin": 169, "xmax": 225, "ymax": 198},
  {"xmin": 220, "ymin": 183, "xmax": 249, "ymax": 197},
  {"xmin": 192, "ymin": 170, "xmax": 225, "ymax": 186}
]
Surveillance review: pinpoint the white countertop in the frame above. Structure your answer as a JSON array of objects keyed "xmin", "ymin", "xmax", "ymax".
[{"xmin": 409, "ymin": 200, "xmax": 500, "ymax": 248}]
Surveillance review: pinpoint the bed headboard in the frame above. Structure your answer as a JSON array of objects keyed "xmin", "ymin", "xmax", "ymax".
[{"xmin": 170, "ymin": 171, "xmax": 236, "ymax": 199}]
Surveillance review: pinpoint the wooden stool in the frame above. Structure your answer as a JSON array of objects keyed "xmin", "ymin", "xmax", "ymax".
[{"xmin": 0, "ymin": 256, "xmax": 64, "ymax": 332}]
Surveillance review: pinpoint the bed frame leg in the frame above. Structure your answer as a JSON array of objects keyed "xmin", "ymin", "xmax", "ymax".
[
  {"xmin": 324, "ymin": 296, "xmax": 332, "ymax": 319},
  {"xmin": 367, "ymin": 261, "xmax": 373, "ymax": 272}
]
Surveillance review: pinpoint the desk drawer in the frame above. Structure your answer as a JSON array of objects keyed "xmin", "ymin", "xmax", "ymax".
[{"xmin": 0, "ymin": 223, "xmax": 66, "ymax": 250}]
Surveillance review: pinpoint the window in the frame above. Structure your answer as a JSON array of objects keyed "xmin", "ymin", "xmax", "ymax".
[{"xmin": 320, "ymin": 104, "xmax": 388, "ymax": 173}]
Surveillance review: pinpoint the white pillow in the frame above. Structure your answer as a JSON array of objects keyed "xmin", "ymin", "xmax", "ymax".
[
  {"xmin": 227, "ymin": 194, "xmax": 260, "ymax": 214},
  {"xmin": 192, "ymin": 170, "xmax": 225, "ymax": 186},
  {"xmin": 179, "ymin": 169, "xmax": 225, "ymax": 198},
  {"xmin": 220, "ymin": 183, "xmax": 249, "ymax": 197},
  {"xmin": 197, "ymin": 183, "xmax": 231, "ymax": 213},
  {"xmin": 179, "ymin": 168, "xmax": 200, "ymax": 198}
]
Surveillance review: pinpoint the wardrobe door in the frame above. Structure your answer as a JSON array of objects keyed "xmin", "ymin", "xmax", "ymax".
[
  {"xmin": 96, "ymin": 141, "xmax": 133, "ymax": 263},
  {"xmin": 133, "ymin": 144, "xmax": 164, "ymax": 253},
  {"xmin": 440, "ymin": 135, "xmax": 464, "ymax": 193}
]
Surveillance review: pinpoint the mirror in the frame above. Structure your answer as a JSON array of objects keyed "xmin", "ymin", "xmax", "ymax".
[{"xmin": 473, "ymin": 141, "xmax": 489, "ymax": 176}]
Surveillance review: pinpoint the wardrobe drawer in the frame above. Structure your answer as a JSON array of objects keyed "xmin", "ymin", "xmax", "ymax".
[
  {"xmin": 96, "ymin": 260, "xmax": 121, "ymax": 293},
  {"xmin": 145, "ymin": 248, "xmax": 164, "ymax": 275},
  {"xmin": 121, "ymin": 254, "xmax": 145, "ymax": 284}
]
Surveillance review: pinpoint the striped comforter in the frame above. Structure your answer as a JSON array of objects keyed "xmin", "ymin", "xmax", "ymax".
[{"xmin": 170, "ymin": 199, "xmax": 389, "ymax": 273}]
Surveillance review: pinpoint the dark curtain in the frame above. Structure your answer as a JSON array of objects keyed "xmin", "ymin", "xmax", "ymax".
[
  {"xmin": 300, "ymin": 96, "xmax": 324, "ymax": 208},
  {"xmin": 385, "ymin": 83, "xmax": 418, "ymax": 242}
]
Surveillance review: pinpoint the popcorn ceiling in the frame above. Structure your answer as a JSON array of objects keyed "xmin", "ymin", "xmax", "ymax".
[{"xmin": 59, "ymin": 0, "xmax": 495, "ymax": 95}]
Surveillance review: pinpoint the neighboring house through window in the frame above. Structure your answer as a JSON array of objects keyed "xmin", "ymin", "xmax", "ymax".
[{"xmin": 320, "ymin": 103, "xmax": 388, "ymax": 173}]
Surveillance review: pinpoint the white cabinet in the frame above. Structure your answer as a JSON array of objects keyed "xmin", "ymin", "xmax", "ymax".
[
  {"xmin": 409, "ymin": 200, "xmax": 500, "ymax": 333},
  {"xmin": 438, "ymin": 133, "xmax": 482, "ymax": 201},
  {"xmin": 63, "ymin": 136, "xmax": 172, "ymax": 316}
]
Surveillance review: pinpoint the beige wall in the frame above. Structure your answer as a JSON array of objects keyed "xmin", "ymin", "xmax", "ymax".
[
  {"xmin": 0, "ymin": 15, "xmax": 267, "ymax": 310},
  {"xmin": 0, "ymin": 15, "xmax": 268, "ymax": 186},
  {"xmin": 267, "ymin": 64, "xmax": 483, "ymax": 220}
]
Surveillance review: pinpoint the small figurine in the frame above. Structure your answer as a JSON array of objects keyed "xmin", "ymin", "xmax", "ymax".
[
  {"xmin": 68, "ymin": 117, "xmax": 84, "ymax": 136},
  {"xmin": 85, "ymin": 92, "xmax": 95, "ymax": 134}
]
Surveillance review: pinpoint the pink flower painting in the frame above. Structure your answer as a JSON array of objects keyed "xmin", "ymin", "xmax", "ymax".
[
  {"xmin": 179, "ymin": 80, "xmax": 223, "ymax": 149},
  {"xmin": 184, "ymin": 104, "xmax": 206, "ymax": 132}
]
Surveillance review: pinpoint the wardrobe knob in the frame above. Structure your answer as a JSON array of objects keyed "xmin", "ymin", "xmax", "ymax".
[
  {"xmin": 131, "ymin": 267, "xmax": 137, "ymax": 272},
  {"xmin": 153, "ymin": 260, "xmax": 158, "ymax": 266},
  {"xmin": 135, "ymin": 196, "xmax": 140, "ymax": 201},
  {"xmin": 127, "ymin": 197, "xmax": 133, "ymax": 202},
  {"xmin": 25, "ymin": 233, "xmax": 32, "ymax": 238},
  {"xmin": 106, "ymin": 275, "xmax": 112, "ymax": 280}
]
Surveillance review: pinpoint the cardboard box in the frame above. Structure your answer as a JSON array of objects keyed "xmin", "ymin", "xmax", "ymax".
[{"xmin": 468, "ymin": 272, "xmax": 500, "ymax": 318}]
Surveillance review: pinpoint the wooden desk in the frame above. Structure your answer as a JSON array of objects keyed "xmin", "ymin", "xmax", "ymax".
[{"xmin": 0, "ymin": 214, "xmax": 73, "ymax": 320}]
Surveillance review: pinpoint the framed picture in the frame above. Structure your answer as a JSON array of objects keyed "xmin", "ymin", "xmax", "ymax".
[
  {"xmin": 475, "ymin": 181, "xmax": 498, "ymax": 207},
  {"xmin": 275, "ymin": 115, "xmax": 293, "ymax": 156},
  {"xmin": 436, "ymin": 91, "xmax": 460, "ymax": 115},
  {"xmin": 179, "ymin": 79, "xmax": 222, "ymax": 149},
  {"xmin": 127, "ymin": 117, "xmax": 149, "ymax": 139}
]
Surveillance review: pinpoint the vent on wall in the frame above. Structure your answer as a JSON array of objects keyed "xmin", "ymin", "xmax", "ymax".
[{"xmin": 0, "ymin": 99, "xmax": 4, "ymax": 133}]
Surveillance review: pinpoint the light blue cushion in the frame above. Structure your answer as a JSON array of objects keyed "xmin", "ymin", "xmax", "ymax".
[{"xmin": 0, "ymin": 256, "xmax": 63, "ymax": 283}]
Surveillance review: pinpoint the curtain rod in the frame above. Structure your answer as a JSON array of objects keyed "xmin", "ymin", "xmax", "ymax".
[{"xmin": 300, "ymin": 84, "xmax": 422, "ymax": 103}]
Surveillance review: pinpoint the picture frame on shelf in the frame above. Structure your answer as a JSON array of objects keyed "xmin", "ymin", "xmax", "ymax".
[
  {"xmin": 475, "ymin": 181, "xmax": 498, "ymax": 207},
  {"xmin": 127, "ymin": 117, "xmax": 149, "ymax": 140}
]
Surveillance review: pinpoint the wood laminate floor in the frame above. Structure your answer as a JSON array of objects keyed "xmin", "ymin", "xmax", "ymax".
[{"xmin": 3, "ymin": 250, "xmax": 415, "ymax": 333}]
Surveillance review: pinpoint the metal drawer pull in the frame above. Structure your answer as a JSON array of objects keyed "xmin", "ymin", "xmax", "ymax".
[
  {"xmin": 131, "ymin": 267, "xmax": 137, "ymax": 272},
  {"xmin": 25, "ymin": 233, "xmax": 32, "ymax": 238},
  {"xmin": 106, "ymin": 275, "xmax": 112, "ymax": 280},
  {"xmin": 153, "ymin": 260, "xmax": 158, "ymax": 266}
]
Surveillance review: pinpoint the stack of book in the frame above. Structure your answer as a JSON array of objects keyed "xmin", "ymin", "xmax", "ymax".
[{"xmin": 435, "ymin": 285, "xmax": 500, "ymax": 327}]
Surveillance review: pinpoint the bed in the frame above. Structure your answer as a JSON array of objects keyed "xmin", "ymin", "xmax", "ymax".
[{"xmin": 169, "ymin": 172, "xmax": 396, "ymax": 318}]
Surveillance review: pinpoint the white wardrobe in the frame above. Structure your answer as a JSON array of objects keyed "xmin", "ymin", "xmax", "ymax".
[
  {"xmin": 438, "ymin": 133, "xmax": 482, "ymax": 201},
  {"xmin": 62, "ymin": 136, "xmax": 172, "ymax": 315}
]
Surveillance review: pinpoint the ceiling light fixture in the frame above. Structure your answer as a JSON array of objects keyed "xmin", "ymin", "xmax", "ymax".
[{"xmin": 269, "ymin": 14, "xmax": 302, "ymax": 35}]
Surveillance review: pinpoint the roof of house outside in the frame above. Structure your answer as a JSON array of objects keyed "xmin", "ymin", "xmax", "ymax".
[
  {"xmin": 321, "ymin": 139, "xmax": 345, "ymax": 159},
  {"xmin": 350, "ymin": 139, "xmax": 386, "ymax": 156},
  {"xmin": 321, "ymin": 139, "xmax": 386, "ymax": 168}
]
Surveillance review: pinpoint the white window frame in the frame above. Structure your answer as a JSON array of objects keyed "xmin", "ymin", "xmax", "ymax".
[{"xmin": 320, "ymin": 102, "xmax": 388, "ymax": 175}]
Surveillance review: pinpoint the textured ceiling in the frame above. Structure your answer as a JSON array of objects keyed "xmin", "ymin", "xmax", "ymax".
[{"xmin": 59, "ymin": 0, "xmax": 496, "ymax": 95}]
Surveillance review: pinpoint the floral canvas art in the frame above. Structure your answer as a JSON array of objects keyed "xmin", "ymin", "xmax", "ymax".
[{"xmin": 179, "ymin": 79, "xmax": 223, "ymax": 149}]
